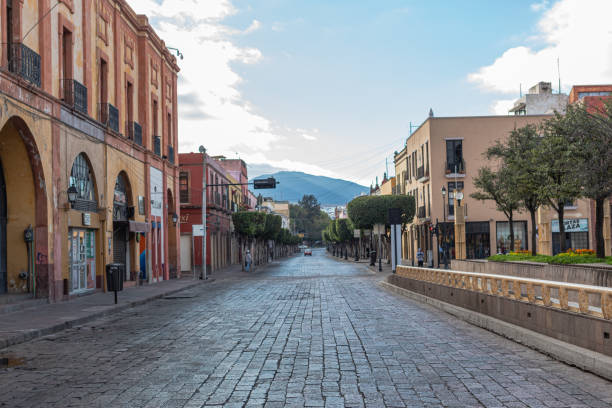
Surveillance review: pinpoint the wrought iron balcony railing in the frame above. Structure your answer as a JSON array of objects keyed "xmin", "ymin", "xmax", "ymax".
[
  {"xmin": 445, "ymin": 159, "xmax": 466, "ymax": 174},
  {"xmin": 98, "ymin": 103, "xmax": 119, "ymax": 132},
  {"xmin": 4, "ymin": 43, "xmax": 41, "ymax": 87},
  {"xmin": 167, "ymin": 144, "xmax": 175, "ymax": 164},
  {"xmin": 153, "ymin": 135, "xmax": 161, "ymax": 156},
  {"xmin": 61, "ymin": 79, "xmax": 88, "ymax": 115},
  {"xmin": 417, "ymin": 206, "xmax": 426, "ymax": 219},
  {"xmin": 126, "ymin": 121, "xmax": 143, "ymax": 146}
]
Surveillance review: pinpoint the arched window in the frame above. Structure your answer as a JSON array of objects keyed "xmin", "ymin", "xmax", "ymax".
[{"xmin": 70, "ymin": 154, "xmax": 97, "ymax": 211}]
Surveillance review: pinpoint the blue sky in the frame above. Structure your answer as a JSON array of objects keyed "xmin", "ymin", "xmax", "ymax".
[{"xmin": 131, "ymin": 0, "xmax": 612, "ymax": 186}]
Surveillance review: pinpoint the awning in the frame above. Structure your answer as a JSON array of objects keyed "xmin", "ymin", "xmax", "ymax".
[{"xmin": 129, "ymin": 221, "xmax": 150, "ymax": 233}]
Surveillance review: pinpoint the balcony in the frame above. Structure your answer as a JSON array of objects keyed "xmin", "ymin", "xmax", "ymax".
[
  {"xmin": 126, "ymin": 121, "xmax": 143, "ymax": 146},
  {"xmin": 445, "ymin": 159, "xmax": 466, "ymax": 176},
  {"xmin": 61, "ymin": 79, "xmax": 88, "ymax": 115},
  {"xmin": 153, "ymin": 136, "xmax": 161, "ymax": 156},
  {"xmin": 416, "ymin": 165, "xmax": 429, "ymax": 182},
  {"xmin": 4, "ymin": 43, "xmax": 41, "ymax": 87},
  {"xmin": 99, "ymin": 103, "xmax": 119, "ymax": 133},
  {"xmin": 417, "ymin": 206, "xmax": 427, "ymax": 219},
  {"xmin": 167, "ymin": 144, "xmax": 175, "ymax": 164}
]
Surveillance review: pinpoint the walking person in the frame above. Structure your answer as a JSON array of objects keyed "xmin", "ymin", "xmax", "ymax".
[
  {"xmin": 245, "ymin": 250, "xmax": 252, "ymax": 272},
  {"xmin": 417, "ymin": 247, "xmax": 424, "ymax": 267}
]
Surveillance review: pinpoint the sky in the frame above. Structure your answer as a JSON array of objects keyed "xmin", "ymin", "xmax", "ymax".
[{"xmin": 130, "ymin": 0, "xmax": 612, "ymax": 186}]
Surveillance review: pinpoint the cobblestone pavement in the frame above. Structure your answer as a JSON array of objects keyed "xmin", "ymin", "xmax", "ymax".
[{"xmin": 1, "ymin": 249, "xmax": 611, "ymax": 408}]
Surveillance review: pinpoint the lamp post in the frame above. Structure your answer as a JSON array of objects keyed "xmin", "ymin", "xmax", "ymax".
[
  {"xmin": 441, "ymin": 186, "xmax": 449, "ymax": 269},
  {"xmin": 199, "ymin": 145, "xmax": 208, "ymax": 280}
]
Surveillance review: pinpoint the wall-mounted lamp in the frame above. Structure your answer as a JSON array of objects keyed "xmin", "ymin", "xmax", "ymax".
[
  {"xmin": 67, "ymin": 185, "xmax": 78, "ymax": 205},
  {"xmin": 172, "ymin": 213, "xmax": 178, "ymax": 226}
]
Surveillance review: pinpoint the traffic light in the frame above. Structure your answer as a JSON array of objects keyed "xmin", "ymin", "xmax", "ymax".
[{"xmin": 253, "ymin": 177, "xmax": 277, "ymax": 189}]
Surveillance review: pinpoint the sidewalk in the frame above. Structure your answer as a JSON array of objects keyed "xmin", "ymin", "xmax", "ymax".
[
  {"xmin": 326, "ymin": 251, "xmax": 394, "ymax": 274},
  {"xmin": 0, "ymin": 275, "xmax": 210, "ymax": 350}
]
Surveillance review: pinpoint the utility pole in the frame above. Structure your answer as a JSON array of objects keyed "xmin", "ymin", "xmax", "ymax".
[{"xmin": 202, "ymin": 145, "xmax": 208, "ymax": 280}]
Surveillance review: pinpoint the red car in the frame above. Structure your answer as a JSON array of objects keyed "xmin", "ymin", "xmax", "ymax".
[{"xmin": 304, "ymin": 248, "xmax": 312, "ymax": 256}]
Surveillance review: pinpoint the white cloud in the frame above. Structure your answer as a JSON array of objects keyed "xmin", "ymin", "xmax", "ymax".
[
  {"xmin": 530, "ymin": 0, "xmax": 549, "ymax": 12},
  {"xmin": 469, "ymin": 0, "xmax": 612, "ymax": 101},
  {"xmin": 244, "ymin": 20, "xmax": 261, "ymax": 34},
  {"xmin": 490, "ymin": 99, "xmax": 516, "ymax": 115},
  {"xmin": 302, "ymin": 134, "xmax": 317, "ymax": 141},
  {"xmin": 129, "ymin": 0, "xmax": 281, "ymax": 159}
]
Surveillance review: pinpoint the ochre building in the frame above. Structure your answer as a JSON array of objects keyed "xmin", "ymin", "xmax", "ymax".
[{"xmin": 0, "ymin": 0, "xmax": 180, "ymax": 301}]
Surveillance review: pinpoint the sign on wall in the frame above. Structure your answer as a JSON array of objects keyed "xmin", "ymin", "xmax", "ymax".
[
  {"xmin": 551, "ymin": 218, "xmax": 588, "ymax": 233},
  {"xmin": 192, "ymin": 224, "xmax": 204, "ymax": 237}
]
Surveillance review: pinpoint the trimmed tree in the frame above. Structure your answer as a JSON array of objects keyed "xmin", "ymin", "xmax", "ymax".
[
  {"xmin": 487, "ymin": 124, "xmax": 546, "ymax": 255},
  {"xmin": 471, "ymin": 166, "xmax": 520, "ymax": 252}
]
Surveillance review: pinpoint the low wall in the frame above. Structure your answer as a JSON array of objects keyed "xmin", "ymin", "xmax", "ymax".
[
  {"xmin": 390, "ymin": 266, "xmax": 612, "ymax": 358},
  {"xmin": 452, "ymin": 259, "xmax": 612, "ymax": 287}
]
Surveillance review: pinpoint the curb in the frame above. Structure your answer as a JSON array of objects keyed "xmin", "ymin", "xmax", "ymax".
[
  {"xmin": 0, "ymin": 279, "xmax": 206, "ymax": 350},
  {"xmin": 378, "ymin": 280, "xmax": 612, "ymax": 381}
]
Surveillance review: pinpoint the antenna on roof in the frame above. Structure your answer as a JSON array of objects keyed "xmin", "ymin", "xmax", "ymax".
[{"xmin": 557, "ymin": 57, "xmax": 561, "ymax": 94}]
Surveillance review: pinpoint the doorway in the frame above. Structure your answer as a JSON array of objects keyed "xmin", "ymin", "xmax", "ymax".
[{"xmin": 68, "ymin": 228, "xmax": 96, "ymax": 293}]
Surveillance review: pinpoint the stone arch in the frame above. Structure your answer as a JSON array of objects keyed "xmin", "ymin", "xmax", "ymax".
[
  {"xmin": 0, "ymin": 116, "xmax": 49, "ymax": 297},
  {"xmin": 113, "ymin": 171, "xmax": 136, "ymax": 281},
  {"xmin": 68, "ymin": 152, "xmax": 99, "ymax": 211}
]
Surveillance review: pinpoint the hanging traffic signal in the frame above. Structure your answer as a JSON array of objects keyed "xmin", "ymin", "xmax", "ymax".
[{"xmin": 253, "ymin": 177, "xmax": 277, "ymax": 189}]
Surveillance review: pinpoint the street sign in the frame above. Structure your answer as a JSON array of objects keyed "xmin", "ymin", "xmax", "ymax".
[
  {"xmin": 373, "ymin": 224, "xmax": 385, "ymax": 235},
  {"xmin": 353, "ymin": 229, "xmax": 361, "ymax": 238},
  {"xmin": 253, "ymin": 177, "xmax": 277, "ymax": 189},
  {"xmin": 192, "ymin": 224, "xmax": 204, "ymax": 237}
]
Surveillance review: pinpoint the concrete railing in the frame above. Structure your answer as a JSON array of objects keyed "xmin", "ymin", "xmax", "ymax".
[
  {"xmin": 397, "ymin": 265, "xmax": 612, "ymax": 320},
  {"xmin": 452, "ymin": 259, "xmax": 612, "ymax": 287}
]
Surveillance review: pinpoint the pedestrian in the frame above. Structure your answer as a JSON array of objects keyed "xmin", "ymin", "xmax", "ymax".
[
  {"xmin": 417, "ymin": 247, "xmax": 424, "ymax": 267},
  {"xmin": 245, "ymin": 250, "xmax": 252, "ymax": 272}
]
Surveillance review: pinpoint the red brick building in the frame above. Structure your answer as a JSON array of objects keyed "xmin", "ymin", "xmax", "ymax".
[{"xmin": 178, "ymin": 153, "xmax": 249, "ymax": 274}]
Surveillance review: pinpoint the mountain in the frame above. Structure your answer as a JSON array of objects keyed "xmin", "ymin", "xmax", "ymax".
[{"xmin": 250, "ymin": 171, "xmax": 369, "ymax": 205}]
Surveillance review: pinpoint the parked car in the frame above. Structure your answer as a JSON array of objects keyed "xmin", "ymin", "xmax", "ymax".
[{"xmin": 304, "ymin": 248, "xmax": 312, "ymax": 256}]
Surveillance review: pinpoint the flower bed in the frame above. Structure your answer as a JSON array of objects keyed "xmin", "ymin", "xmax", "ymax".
[{"xmin": 488, "ymin": 249, "xmax": 612, "ymax": 265}]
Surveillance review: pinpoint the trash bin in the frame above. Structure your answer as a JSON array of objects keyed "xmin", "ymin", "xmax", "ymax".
[
  {"xmin": 106, "ymin": 263, "xmax": 124, "ymax": 292},
  {"xmin": 370, "ymin": 250, "xmax": 376, "ymax": 266}
]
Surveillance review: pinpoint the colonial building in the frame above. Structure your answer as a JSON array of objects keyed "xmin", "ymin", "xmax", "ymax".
[
  {"xmin": 394, "ymin": 114, "xmax": 576, "ymax": 267},
  {"xmin": 0, "ymin": 0, "xmax": 180, "ymax": 301},
  {"xmin": 178, "ymin": 152, "xmax": 247, "ymax": 274}
]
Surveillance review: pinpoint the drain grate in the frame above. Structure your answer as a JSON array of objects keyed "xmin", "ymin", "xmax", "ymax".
[{"xmin": 0, "ymin": 357, "xmax": 24, "ymax": 368}]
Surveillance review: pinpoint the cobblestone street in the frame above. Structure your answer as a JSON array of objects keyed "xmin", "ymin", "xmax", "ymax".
[{"xmin": 1, "ymin": 249, "xmax": 611, "ymax": 408}]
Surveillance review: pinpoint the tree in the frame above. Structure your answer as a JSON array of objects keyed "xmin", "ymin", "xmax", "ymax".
[
  {"xmin": 564, "ymin": 100, "xmax": 612, "ymax": 258},
  {"xmin": 290, "ymin": 195, "xmax": 331, "ymax": 244},
  {"xmin": 487, "ymin": 124, "xmax": 546, "ymax": 255},
  {"xmin": 471, "ymin": 166, "xmax": 520, "ymax": 251},
  {"xmin": 347, "ymin": 195, "xmax": 415, "ymax": 229},
  {"xmin": 539, "ymin": 113, "xmax": 583, "ymax": 253}
]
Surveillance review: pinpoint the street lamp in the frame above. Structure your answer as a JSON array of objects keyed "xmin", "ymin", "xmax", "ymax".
[
  {"xmin": 172, "ymin": 212, "xmax": 178, "ymax": 226},
  {"xmin": 199, "ymin": 145, "xmax": 208, "ymax": 280},
  {"xmin": 441, "ymin": 186, "xmax": 449, "ymax": 269}
]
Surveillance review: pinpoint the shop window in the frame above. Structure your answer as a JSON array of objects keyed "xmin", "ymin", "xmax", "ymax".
[
  {"xmin": 496, "ymin": 221, "xmax": 527, "ymax": 254},
  {"xmin": 466, "ymin": 221, "xmax": 490, "ymax": 259},
  {"xmin": 69, "ymin": 153, "xmax": 97, "ymax": 212}
]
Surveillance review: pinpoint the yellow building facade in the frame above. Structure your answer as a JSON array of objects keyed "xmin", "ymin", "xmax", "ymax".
[{"xmin": 0, "ymin": 0, "xmax": 180, "ymax": 301}]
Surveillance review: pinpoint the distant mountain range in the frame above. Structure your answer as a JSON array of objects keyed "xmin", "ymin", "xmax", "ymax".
[{"xmin": 250, "ymin": 171, "xmax": 368, "ymax": 205}]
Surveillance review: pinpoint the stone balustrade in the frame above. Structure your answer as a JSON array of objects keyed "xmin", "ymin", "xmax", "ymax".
[{"xmin": 397, "ymin": 265, "xmax": 612, "ymax": 320}]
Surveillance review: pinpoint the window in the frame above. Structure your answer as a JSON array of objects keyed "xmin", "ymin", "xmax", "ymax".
[
  {"xmin": 448, "ymin": 181, "xmax": 464, "ymax": 216},
  {"xmin": 179, "ymin": 172, "xmax": 189, "ymax": 203},
  {"xmin": 578, "ymin": 91, "xmax": 611, "ymax": 99},
  {"xmin": 70, "ymin": 154, "xmax": 97, "ymax": 212},
  {"xmin": 61, "ymin": 28, "xmax": 73, "ymax": 81},
  {"xmin": 496, "ymin": 221, "xmax": 527, "ymax": 254},
  {"xmin": 152, "ymin": 99, "xmax": 158, "ymax": 136},
  {"xmin": 167, "ymin": 112, "xmax": 172, "ymax": 146},
  {"xmin": 424, "ymin": 141, "xmax": 429, "ymax": 170},
  {"xmin": 446, "ymin": 140, "xmax": 463, "ymax": 173},
  {"xmin": 99, "ymin": 57, "xmax": 108, "ymax": 106}
]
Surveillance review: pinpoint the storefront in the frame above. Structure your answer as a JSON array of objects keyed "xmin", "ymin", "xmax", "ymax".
[
  {"xmin": 437, "ymin": 222, "xmax": 455, "ymax": 265},
  {"xmin": 496, "ymin": 221, "xmax": 528, "ymax": 254},
  {"xmin": 466, "ymin": 221, "xmax": 490, "ymax": 259},
  {"xmin": 552, "ymin": 218, "xmax": 589, "ymax": 255},
  {"xmin": 113, "ymin": 173, "xmax": 132, "ymax": 281}
]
